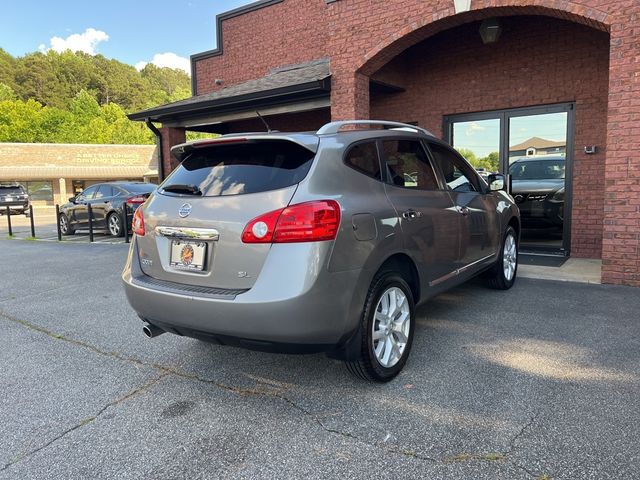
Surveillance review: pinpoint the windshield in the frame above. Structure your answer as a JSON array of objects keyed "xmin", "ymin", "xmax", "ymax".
[
  {"xmin": 161, "ymin": 140, "xmax": 315, "ymax": 197},
  {"xmin": 509, "ymin": 159, "xmax": 565, "ymax": 180},
  {"xmin": 0, "ymin": 186, "xmax": 25, "ymax": 195}
]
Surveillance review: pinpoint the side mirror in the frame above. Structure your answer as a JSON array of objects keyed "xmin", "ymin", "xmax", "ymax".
[
  {"xmin": 487, "ymin": 173, "xmax": 506, "ymax": 192},
  {"xmin": 69, "ymin": 196, "xmax": 77, "ymax": 203}
]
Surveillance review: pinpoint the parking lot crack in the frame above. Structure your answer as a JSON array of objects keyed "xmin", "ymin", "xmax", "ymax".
[{"xmin": 1, "ymin": 373, "xmax": 167, "ymax": 472}]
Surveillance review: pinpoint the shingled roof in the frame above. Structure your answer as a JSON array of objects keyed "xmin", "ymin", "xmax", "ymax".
[{"xmin": 128, "ymin": 58, "xmax": 331, "ymax": 123}]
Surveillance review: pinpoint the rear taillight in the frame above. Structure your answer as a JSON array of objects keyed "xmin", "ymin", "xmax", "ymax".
[
  {"xmin": 126, "ymin": 195, "xmax": 147, "ymax": 205},
  {"xmin": 132, "ymin": 207, "xmax": 145, "ymax": 236},
  {"xmin": 242, "ymin": 200, "xmax": 341, "ymax": 244}
]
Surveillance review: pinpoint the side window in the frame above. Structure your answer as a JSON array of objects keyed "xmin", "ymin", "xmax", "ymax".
[
  {"xmin": 95, "ymin": 185, "xmax": 113, "ymax": 199},
  {"xmin": 381, "ymin": 140, "xmax": 439, "ymax": 190},
  {"xmin": 344, "ymin": 142, "xmax": 382, "ymax": 181},
  {"xmin": 428, "ymin": 143, "xmax": 480, "ymax": 193},
  {"xmin": 79, "ymin": 185, "xmax": 98, "ymax": 200}
]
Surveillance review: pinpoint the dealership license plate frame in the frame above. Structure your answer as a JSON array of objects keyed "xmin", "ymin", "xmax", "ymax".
[{"xmin": 170, "ymin": 240, "xmax": 207, "ymax": 271}]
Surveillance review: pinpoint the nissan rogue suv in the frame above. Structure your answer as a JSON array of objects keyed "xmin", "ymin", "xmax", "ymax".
[{"xmin": 123, "ymin": 121, "xmax": 520, "ymax": 382}]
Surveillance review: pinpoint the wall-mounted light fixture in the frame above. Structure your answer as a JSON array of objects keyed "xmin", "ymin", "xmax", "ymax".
[{"xmin": 479, "ymin": 18, "xmax": 502, "ymax": 44}]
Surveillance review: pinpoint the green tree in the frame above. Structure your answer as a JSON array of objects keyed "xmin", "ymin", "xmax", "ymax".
[{"xmin": 0, "ymin": 83, "xmax": 17, "ymax": 101}]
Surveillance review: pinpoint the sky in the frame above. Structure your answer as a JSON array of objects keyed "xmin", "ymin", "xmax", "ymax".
[
  {"xmin": 452, "ymin": 112, "xmax": 568, "ymax": 158},
  {"xmin": 0, "ymin": 0, "xmax": 255, "ymax": 74}
]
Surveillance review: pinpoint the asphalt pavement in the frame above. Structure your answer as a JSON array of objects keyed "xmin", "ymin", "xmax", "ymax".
[{"xmin": 0, "ymin": 239, "xmax": 638, "ymax": 479}]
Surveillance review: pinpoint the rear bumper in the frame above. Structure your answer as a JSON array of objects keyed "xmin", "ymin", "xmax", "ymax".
[{"xmin": 122, "ymin": 238, "xmax": 367, "ymax": 348}]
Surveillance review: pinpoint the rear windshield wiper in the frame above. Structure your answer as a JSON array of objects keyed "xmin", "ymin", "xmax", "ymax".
[{"xmin": 161, "ymin": 184, "xmax": 203, "ymax": 195}]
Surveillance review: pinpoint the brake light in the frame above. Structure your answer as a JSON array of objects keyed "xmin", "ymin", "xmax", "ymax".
[
  {"xmin": 132, "ymin": 207, "xmax": 145, "ymax": 236},
  {"xmin": 242, "ymin": 200, "xmax": 341, "ymax": 244},
  {"xmin": 126, "ymin": 195, "xmax": 147, "ymax": 205}
]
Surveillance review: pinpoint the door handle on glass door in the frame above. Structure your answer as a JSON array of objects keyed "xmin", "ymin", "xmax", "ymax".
[{"xmin": 402, "ymin": 209, "xmax": 423, "ymax": 220}]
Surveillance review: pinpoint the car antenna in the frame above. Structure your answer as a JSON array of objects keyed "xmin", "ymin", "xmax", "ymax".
[{"xmin": 255, "ymin": 110, "xmax": 272, "ymax": 132}]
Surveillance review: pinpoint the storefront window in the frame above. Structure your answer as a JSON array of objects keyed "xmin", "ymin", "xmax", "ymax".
[{"xmin": 26, "ymin": 181, "xmax": 54, "ymax": 201}]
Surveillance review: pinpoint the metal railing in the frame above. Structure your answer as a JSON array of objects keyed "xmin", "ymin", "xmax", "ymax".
[{"xmin": 3, "ymin": 203, "xmax": 133, "ymax": 244}]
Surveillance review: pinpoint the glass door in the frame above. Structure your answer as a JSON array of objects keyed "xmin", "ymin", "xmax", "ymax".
[
  {"xmin": 444, "ymin": 103, "xmax": 574, "ymax": 255},
  {"xmin": 507, "ymin": 111, "xmax": 568, "ymax": 252}
]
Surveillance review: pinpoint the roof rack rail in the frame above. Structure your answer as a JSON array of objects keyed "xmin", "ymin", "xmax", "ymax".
[{"xmin": 316, "ymin": 120, "xmax": 433, "ymax": 136}]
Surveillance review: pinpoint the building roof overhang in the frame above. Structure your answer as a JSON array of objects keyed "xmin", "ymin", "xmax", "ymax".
[{"xmin": 128, "ymin": 59, "xmax": 332, "ymax": 125}]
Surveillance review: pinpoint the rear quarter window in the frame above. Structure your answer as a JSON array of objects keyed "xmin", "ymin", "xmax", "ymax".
[{"xmin": 163, "ymin": 140, "xmax": 315, "ymax": 197}]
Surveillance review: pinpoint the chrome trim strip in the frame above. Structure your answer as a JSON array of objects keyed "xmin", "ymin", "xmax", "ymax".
[
  {"xmin": 429, "ymin": 254, "xmax": 495, "ymax": 287},
  {"xmin": 155, "ymin": 226, "xmax": 220, "ymax": 241}
]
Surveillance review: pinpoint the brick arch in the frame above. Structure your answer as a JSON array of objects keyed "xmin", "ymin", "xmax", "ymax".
[{"xmin": 357, "ymin": 2, "xmax": 610, "ymax": 76}]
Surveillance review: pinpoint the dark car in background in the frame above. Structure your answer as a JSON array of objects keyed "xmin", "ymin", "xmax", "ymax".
[
  {"xmin": 59, "ymin": 182, "xmax": 155, "ymax": 237},
  {"xmin": 0, "ymin": 183, "xmax": 31, "ymax": 216},
  {"xmin": 509, "ymin": 156, "xmax": 565, "ymax": 230}
]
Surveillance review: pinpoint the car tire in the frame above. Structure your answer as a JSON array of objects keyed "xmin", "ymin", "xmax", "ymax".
[
  {"xmin": 485, "ymin": 226, "xmax": 518, "ymax": 290},
  {"xmin": 107, "ymin": 212, "xmax": 123, "ymax": 237},
  {"xmin": 59, "ymin": 213, "xmax": 75, "ymax": 236},
  {"xmin": 346, "ymin": 272, "xmax": 416, "ymax": 382}
]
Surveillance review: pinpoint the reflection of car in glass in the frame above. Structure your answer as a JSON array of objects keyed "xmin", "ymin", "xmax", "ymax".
[
  {"xmin": 509, "ymin": 156, "xmax": 565, "ymax": 229},
  {"xmin": 0, "ymin": 183, "xmax": 31, "ymax": 216},
  {"xmin": 59, "ymin": 182, "xmax": 156, "ymax": 237},
  {"xmin": 123, "ymin": 120, "xmax": 520, "ymax": 382}
]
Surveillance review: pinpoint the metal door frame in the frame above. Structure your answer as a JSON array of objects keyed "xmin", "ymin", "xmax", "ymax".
[{"xmin": 443, "ymin": 102, "xmax": 575, "ymax": 255}]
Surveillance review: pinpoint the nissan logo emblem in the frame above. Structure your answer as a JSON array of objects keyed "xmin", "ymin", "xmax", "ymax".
[{"xmin": 178, "ymin": 203, "xmax": 192, "ymax": 218}]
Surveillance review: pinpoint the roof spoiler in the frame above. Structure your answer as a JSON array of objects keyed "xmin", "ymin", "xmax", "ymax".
[{"xmin": 316, "ymin": 120, "xmax": 433, "ymax": 136}]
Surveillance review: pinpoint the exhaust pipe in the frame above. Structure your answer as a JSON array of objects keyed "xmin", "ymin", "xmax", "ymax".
[{"xmin": 143, "ymin": 323, "xmax": 165, "ymax": 338}]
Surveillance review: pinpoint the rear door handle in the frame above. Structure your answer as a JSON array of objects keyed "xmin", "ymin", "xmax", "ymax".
[
  {"xmin": 456, "ymin": 206, "xmax": 470, "ymax": 216},
  {"xmin": 402, "ymin": 209, "xmax": 423, "ymax": 220}
]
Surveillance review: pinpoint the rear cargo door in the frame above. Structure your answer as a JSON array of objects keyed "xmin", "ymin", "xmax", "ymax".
[{"xmin": 135, "ymin": 139, "xmax": 317, "ymax": 290}]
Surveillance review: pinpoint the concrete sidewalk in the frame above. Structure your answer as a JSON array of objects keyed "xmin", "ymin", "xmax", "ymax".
[{"xmin": 519, "ymin": 257, "xmax": 602, "ymax": 284}]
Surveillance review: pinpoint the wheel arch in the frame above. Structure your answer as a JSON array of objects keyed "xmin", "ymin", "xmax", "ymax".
[{"xmin": 374, "ymin": 252, "xmax": 421, "ymax": 304}]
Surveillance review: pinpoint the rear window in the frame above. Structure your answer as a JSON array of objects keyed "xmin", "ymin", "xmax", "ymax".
[
  {"xmin": 124, "ymin": 183, "xmax": 156, "ymax": 194},
  {"xmin": 163, "ymin": 140, "xmax": 315, "ymax": 197},
  {"xmin": 0, "ymin": 186, "xmax": 25, "ymax": 195}
]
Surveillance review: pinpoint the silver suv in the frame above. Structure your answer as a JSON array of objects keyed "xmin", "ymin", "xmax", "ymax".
[{"xmin": 123, "ymin": 121, "xmax": 519, "ymax": 381}]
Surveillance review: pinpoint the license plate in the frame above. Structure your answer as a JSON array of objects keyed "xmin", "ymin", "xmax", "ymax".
[
  {"xmin": 5, "ymin": 197, "xmax": 13, "ymax": 201},
  {"xmin": 170, "ymin": 240, "xmax": 207, "ymax": 271}
]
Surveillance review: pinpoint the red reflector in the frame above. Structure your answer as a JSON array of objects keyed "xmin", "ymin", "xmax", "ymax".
[
  {"xmin": 126, "ymin": 195, "xmax": 146, "ymax": 204},
  {"xmin": 241, "ymin": 200, "xmax": 341, "ymax": 244},
  {"xmin": 132, "ymin": 207, "xmax": 145, "ymax": 236}
]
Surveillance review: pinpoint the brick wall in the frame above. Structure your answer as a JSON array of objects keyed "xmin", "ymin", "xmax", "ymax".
[
  {"xmin": 194, "ymin": 0, "xmax": 328, "ymax": 95},
  {"xmin": 369, "ymin": 16, "xmax": 610, "ymax": 259}
]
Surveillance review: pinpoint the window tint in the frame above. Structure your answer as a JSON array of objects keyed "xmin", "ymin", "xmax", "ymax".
[
  {"xmin": 509, "ymin": 159, "xmax": 565, "ymax": 180},
  {"xmin": 80, "ymin": 185, "xmax": 98, "ymax": 200},
  {"xmin": 95, "ymin": 185, "xmax": 114, "ymax": 199},
  {"xmin": 124, "ymin": 183, "xmax": 155, "ymax": 194},
  {"xmin": 429, "ymin": 143, "xmax": 479, "ymax": 193},
  {"xmin": 344, "ymin": 142, "xmax": 381, "ymax": 180},
  {"xmin": 163, "ymin": 140, "xmax": 315, "ymax": 197},
  {"xmin": 381, "ymin": 140, "xmax": 439, "ymax": 190}
]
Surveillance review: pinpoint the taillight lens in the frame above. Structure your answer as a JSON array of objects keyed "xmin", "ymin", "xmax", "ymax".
[
  {"xmin": 132, "ymin": 207, "xmax": 145, "ymax": 236},
  {"xmin": 126, "ymin": 195, "xmax": 147, "ymax": 205},
  {"xmin": 242, "ymin": 200, "xmax": 341, "ymax": 244}
]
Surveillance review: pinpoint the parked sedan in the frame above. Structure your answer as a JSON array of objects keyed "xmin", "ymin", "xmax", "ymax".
[
  {"xmin": 123, "ymin": 120, "xmax": 520, "ymax": 382},
  {"xmin": 0, "ymin": 183, "xmax": 31, "ymax": 216},
  {"xmin": 59, "ymin": 182, "xmax": 156, "ymax": 237}
]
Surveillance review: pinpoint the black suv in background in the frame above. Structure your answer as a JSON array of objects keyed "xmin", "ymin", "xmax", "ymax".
[
  {"xmin": 0, "ymin": 184, "xmax": 31, "ymax": 216},
  {"xmin": 59, "ymin": 182, "xmax": 156, "ymax": 237}
]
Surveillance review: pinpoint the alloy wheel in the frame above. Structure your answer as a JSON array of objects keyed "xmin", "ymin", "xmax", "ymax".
[
  {"xmin": 503, "ymin": 233, "xmax": 517, "ymax": 281},
  {"xmin": 371, "ymin": 287, "xmax": 411, "ymax": 368},
  {"xmin": 108, "ymin": 214, "xmax": 121, "ymax": 236}
]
